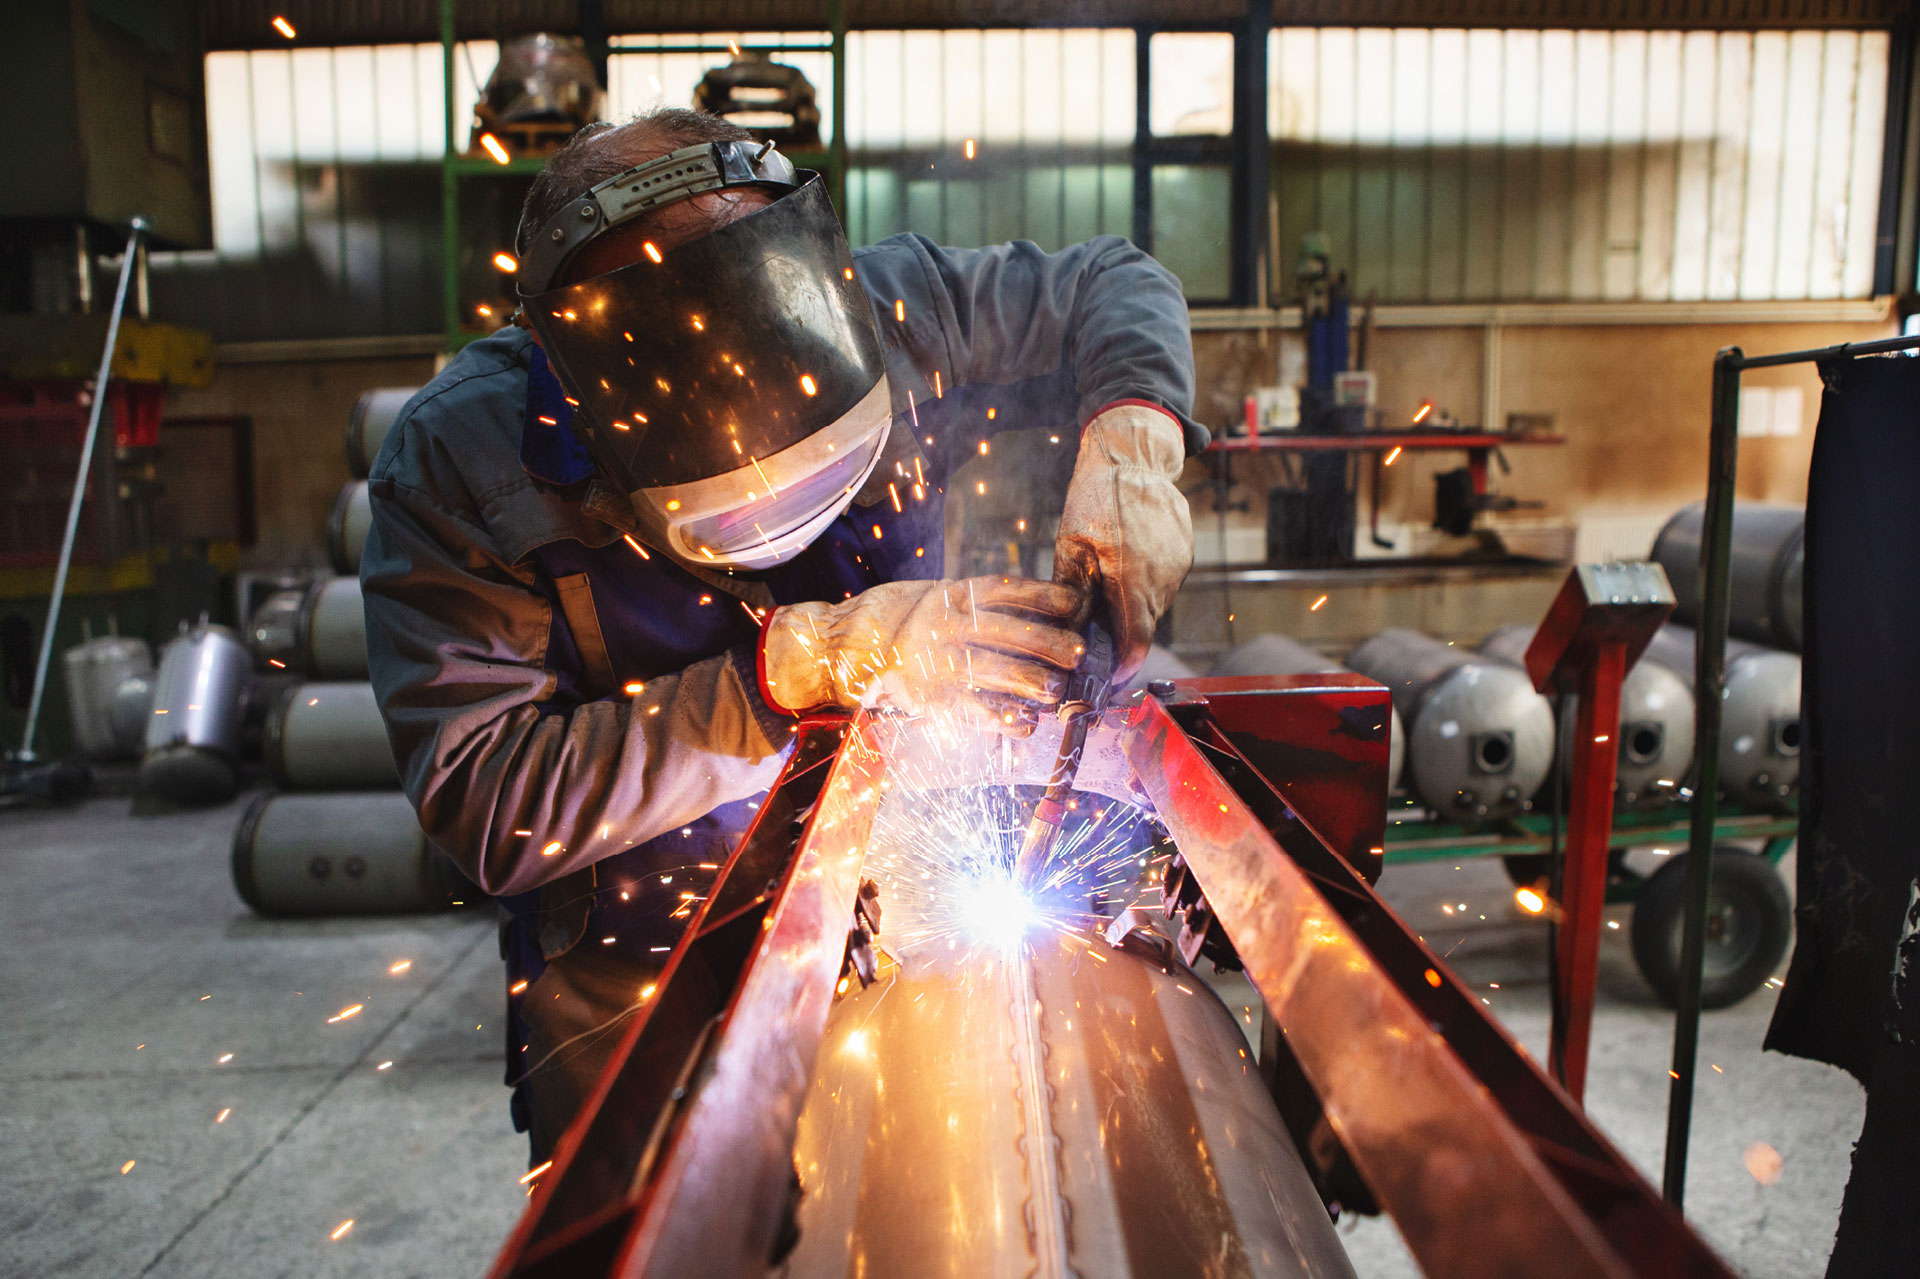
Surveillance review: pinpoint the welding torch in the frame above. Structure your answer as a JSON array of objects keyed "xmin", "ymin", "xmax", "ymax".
[{"xmin": 1011, "ymin": 605, "xmax": 1116, "ymax": 889}]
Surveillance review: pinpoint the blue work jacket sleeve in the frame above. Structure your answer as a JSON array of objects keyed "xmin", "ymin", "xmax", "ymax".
[
  {"xmin": 868, "ymin": 234, "xmax": 1206, "ymax": 455},
  {"xmin": 361, "ymin": 469, "xmax": 793, "ymax": 898}
]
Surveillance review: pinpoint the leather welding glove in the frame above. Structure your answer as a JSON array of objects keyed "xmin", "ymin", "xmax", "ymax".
[
  {"xmin": 759, "ymin": 577, "xmax": 1087, "ymax": 737},
  {"xmin": 1053, "ymin": 402, "xmax": 1195, "ymax": 684}
]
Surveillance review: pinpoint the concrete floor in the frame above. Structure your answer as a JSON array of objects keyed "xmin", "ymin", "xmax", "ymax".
[{"xmin": 2, "ymin": 792, "xmax": 1863, "ymax": 1278}]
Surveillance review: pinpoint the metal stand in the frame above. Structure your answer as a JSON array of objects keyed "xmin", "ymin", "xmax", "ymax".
[
  {"xmin": 1521, "ymin": 564, "xmax": 1675, "ymax": 1102},
  {"xmin": 1664, "ymin": 332, "xmax": 1920, "ymax": 1206},
  {"xmin": 17, "ymin": 217, "xmax": 148, "ymax": 762}
]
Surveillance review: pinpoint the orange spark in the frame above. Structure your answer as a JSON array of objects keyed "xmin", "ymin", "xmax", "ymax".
[
  {"xmin": 1412, "ymin": 402, "xmax": 1433, "ymax": 424},
  {"xmin": 492, "ymin": 252, "xmax": 517, "ymax": 272},
  {"xmin": 1515, "ymin": 887, "xmax": 1546, "ymax": 914},
  {"xmin": 330, "ymin": 1220, "xmax": 354, "ymax": 1241},
  {"xmin": 388, "ymin": 960, "xmax": 411, "ymax": 975},
  {"xmin": 271, "ymin": 15, "xmax": 296, "ymax": 39},
  {"xmin": 894, "ymin": 299, "xmax": 905, "ymax": 322},
  {"xmin": 121, "ymin": 1160, "xmax": 136, "ymax": 1174},
  {"xmin": 541, "ymin": 841, "xmax": 562, "ymax": 857},
  {"xmin": 622, "ymin": 533, "xmax": 651, "ymax": 560},
  {"xmin": 964, "ymin": 138, "xmax": 976, "ymax": 160},
  {"xmin": 624, "ymin": 681, "xmax": 645, "ymax": 695},
  {"xmin": 519, "ymin": 1160, "xmax": 553, "ymax": 1185},
  {"xmin": 478, "ymin": 133, "xmax": 510, "ymax": 165},
  {"xmin": 1310, "ymin": 594, "xmax": 1328, "ymax": 611},
  {"xmin": 1383, "ymin": 445, "xmax": 1403, "ymax": 466},
  {"xmin": 643, "ymin": 242, "xmax": 662, "ymax": 263},
  {"xmin": 800, "ymin": 374, "xmax": 818, "ymax": 396}
]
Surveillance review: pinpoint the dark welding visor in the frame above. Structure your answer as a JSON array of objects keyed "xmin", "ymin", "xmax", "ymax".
[{"xmin": 520, "ymin": 174, "xmax": 886, "ymax": 493}]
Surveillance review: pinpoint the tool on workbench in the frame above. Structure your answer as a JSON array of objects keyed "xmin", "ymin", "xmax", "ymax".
[{"xmin": 1011, "ymin": 607, "xmax": 1115, "ymax": 888}]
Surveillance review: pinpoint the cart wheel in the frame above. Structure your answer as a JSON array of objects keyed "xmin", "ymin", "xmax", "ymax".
[
  {"xmin": 1630, "ymin": 847, "xmax": 1792, "ymax": 1009},
  {"xmin": 1502, "ymin": 854, "xmax": 1551, "ymax": 889}
]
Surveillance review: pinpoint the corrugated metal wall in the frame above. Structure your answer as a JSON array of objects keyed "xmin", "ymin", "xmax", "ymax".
[
  {"xmin": 154, "ymin": 20, "xmax": 1898, "ymax": 338},
  {"xmin": 1270, "ymin": 27, "xmax": 1890, "ymax": 301}
]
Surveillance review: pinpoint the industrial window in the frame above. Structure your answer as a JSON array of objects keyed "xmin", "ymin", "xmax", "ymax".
[
  {"xmin": 1268, "ymin": 28, "xmax": 1891, "ymax": 303},
  {"xmin": 158, "ymin": 30, "xmax": 1140, "ymax": 341},
  {"xmin": 839, "ymin": 29, "xmax": 1135, "ymax": 255},
  {"xmin": 152, "ymin": 42, "xmax": 497, "ymax": 339}
]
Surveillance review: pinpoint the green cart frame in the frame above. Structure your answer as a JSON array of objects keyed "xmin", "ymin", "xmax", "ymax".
[{"xmin": 1383, "ymin": 801, "xmax": 1798, "ymax": 1011}]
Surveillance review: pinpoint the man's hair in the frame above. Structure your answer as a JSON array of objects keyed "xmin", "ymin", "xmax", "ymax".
[{"xmin": 516, "ymin": 108, "xmax": 755, "ymax": 257}]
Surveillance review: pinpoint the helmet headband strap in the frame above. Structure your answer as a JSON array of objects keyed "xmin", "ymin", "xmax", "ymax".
[{"xmin": 517, "ymin": 139, "xmax": 799, "ymax": 293}]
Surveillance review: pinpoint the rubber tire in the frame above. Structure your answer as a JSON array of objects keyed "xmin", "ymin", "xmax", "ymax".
[{"xmin": 1630, "ymin": 847, "xmax": 1792, "ymax": 1009}]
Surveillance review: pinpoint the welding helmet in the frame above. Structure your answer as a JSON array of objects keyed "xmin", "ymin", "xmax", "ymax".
[{"xmin": 517, "ymin": 140, "xmax": 891, "ymax": 570}]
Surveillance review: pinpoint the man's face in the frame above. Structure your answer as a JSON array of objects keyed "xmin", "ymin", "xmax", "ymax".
[{"xmin": 560, "ymin": 186, "xmax": 777, "ymax": 287}]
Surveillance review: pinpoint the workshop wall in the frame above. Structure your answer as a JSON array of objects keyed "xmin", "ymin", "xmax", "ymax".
[
  {"xmin": 1187, "ymin": 316, "xmax": 1893, "ymax": 564},
  {"xmin": 166, "ymin": 353, "xmax": 437, "ymax": 568}
]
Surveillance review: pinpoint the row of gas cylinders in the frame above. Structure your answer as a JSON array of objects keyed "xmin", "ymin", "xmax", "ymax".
[
  {"xmin": 1149, "ymin": 620, "xmax": 1800, "ymax": 823},
  {"xmin": 57, "ymin": 386, "xmax": 452, "ymax": 916},
  {"xmin": 231, "ymin": 386, "xmax": 443, "ymax": 915}
]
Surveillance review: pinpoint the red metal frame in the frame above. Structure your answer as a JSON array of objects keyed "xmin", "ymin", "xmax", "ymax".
[
  {"xmin": 1129, "ymin": 684, "xmax": 1732, "ymax": 1279},
  {"xmin": 1522, "ymin": 566, "xmax": 1675, "ymax": 1101},
  {"xmin": 489, "ymin": 679, "xmax": 1730, "ymax": 1279},
  {"xmin": 488, "ymin": 713, "xmax": 889, "ymax": 1279}
]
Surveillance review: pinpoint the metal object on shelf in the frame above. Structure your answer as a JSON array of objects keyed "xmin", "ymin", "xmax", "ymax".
[
  {"xmin": 327, "ymin": 480, "xmax": 371, "ymax": 575},
  {"xmin": 694, "ymin": 55, "xmax": 822, "ymax": 148},
  {"xmin": 265, "ymin": 681, "xmax": 398, "ymax": 791},
  {"xmin": 345, "ymin": 387, "xmax": 420, "ymax": 478},
  {"xmin": 299, "ymin": 576, "xmax": 369, "ymax": 679},
  {"xmin": 60, "ymin": 635, "xmax": 151, "ymax": 759},
  {"xmin": 781, "ymin": 937, "xmax": 1355, "ymax": 1279},
  {"xmin": 245, "ymin": 588, "xmax": 305, "ymax": 670},
  {"xmin": 1345, "ymin": 627, "xmax": 1553, "ymax": 821},
  {"xmin": 1652, "ymin": 502, "xmax": 1804, "ymax": 652},
  {"xmin": 139, "ymin": 621, "xmax": 251, "ymax": 803},
  {"xmin": 231, "ymin": 790, "xmax": 461, "ymax": 915},
  {"xmin": 471, "ymin": 34, "xmax": 602, "ymax": 154},
  {"xmin": 1479, "ymin": 621, "xmax": 1696, "ymax": 808},
  {"xmin": 1211, "ymin": 632, "xmax": 1405, "ymax": 794},
  {"xmin": 1641, "ymin": 624, "xmax": 1800, "ymax": 802}
]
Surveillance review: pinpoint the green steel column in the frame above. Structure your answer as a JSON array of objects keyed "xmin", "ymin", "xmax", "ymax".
[
  {"xmin": 829, "ymin": 0, "xmax": 847, "ymax": 217},
  {"xmin": 1662, "ymin": 345, "xmax": 1744, "ymax": 1207},
  {"xmin": 440, "ymin": 0, "xmax": 459, "ymax": 352}
]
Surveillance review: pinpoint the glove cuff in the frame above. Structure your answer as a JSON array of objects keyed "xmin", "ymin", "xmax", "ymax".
[
  {"xmin": 759, "ymin": 602, "xmax": 837, "ymax": 715},
  {"xmin": 1081, "ymin": 401, "xmax": 1187, "ymax": 480}
]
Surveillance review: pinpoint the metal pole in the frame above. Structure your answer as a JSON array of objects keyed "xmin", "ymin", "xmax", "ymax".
[
  {"xmin": 1662, "ymin": 344, "xmax": 1742, "ymax": 1205},
  {"xmin": 19, "ymin": 217, "xmax": 149, "ymax": 761}
]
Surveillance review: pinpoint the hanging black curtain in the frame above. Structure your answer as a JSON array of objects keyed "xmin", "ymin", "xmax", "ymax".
[{"xmin": 1764, "ymin": 352, "xmax": 1920, "ymax": 1276}]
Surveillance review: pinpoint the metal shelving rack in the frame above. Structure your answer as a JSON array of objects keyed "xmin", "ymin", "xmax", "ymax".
[{"xmin": 437, "ymin": 0, "xmax": 847, "ymax": 353}]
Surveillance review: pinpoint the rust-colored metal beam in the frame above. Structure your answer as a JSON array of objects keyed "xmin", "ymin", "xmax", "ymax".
[
  {"xmin": 488, "ymin": 713, "xmax": 889, "ymax": 1279},
  {"xmin": 1124, "ymin": 687, "xmax": 1734, "ymax": 1279}
]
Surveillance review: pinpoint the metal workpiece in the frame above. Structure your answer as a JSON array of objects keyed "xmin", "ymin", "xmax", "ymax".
[
  {"xmin": 1211, "ymin": 633, "xmax": 1405, "ymax": 795},
  {"xmin": 1641, "ymin": 625, "xmax": 1800, "ymax": 800},
  {"xmin": 232, "ymin": 790, "xmax": 459, "ymax": 916},
  {"xmin": 139, "ymin": 622, "xmax": 251, "ymax": 804},
  {"xmin": 346, "ymin": 386, "xmax": 419, "ymax": 478},
  {"xmin": 1121, "ymin": 695, "xmax": 1736, "ymax": 1279},
  {"xmin": 265, "ymin": 681, "xmax": 399, "ymax": 791},
  {"xmin": 1652, "ymin": 502, "xmax": 1804, "ymax": 652},
  {"xmin": 1477, "ymin": 623, "xmax": 1696, "ymax": 808},
  {"xmin": 300, "ymin": 576, "xmax": 370, "ymax": 679},
  {"xmin": 1344, "ymin": 628, "xmax": 1553, "ymax": 821},
  {"xmin": 780, "ymin": 940, "xmax": 1355, "ymax": 1279},
  {"xmin": 328, "ymin": 480, "xmax": 372, "ymax": 575},
  {"xmin": 60, "ymin": 636, "xmax": 151, "ymax": 758}
]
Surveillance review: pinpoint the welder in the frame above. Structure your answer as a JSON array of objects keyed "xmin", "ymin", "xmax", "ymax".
[{"xmin": 360, "ymin": 107, "xmax": 1201, "ymax": 1162}]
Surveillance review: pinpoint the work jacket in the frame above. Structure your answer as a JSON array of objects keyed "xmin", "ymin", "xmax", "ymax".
[{"xmin": 360, "ymin": 232, "xmax": 1200, "ymax": 1135}]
